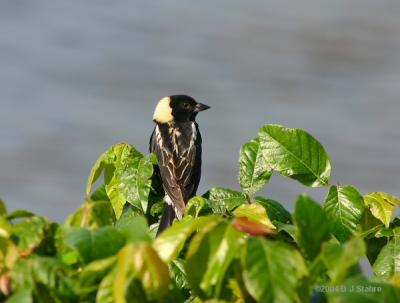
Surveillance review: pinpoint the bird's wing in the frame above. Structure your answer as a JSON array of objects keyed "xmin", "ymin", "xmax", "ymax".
[{"xmin": 150, "ymin": 124, "xmax": 200, "ymax": 216}]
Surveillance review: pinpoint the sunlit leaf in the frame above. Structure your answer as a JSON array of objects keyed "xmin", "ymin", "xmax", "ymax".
[
  {"xmin": 239, "ymin": 138, "xmax": 272, "ymax": 195},
  {"xmin": 364, "ymin": 192, "xmax": 400, "ymax": 228},
  {"xmin": 324, "ymin": 185, "xmax": 365, "ymax": 242},
  {"xmin": 373, "ymin": 227, "xmax": 400, "ymax": 279},
  {"xmin": 65, "ymin": 200, "xmax": 115, "ymax": 229},
  {"xmin": 259, "ymin": 124, "xmax": 331, "ymax": 187},
  {"xmin": 242, "ymin": 238, "xmax": 308, "ymax": 303},
  {"xmin": 232, "ymin": 217, "xmax": 276, "ymax": 237},
  {"xmin": 206, "ymin": 188, "xmax": 247, "ymax": 214},
  {"xmin": 186, "ymin": 222, "xmax": 244, "ymax": 298},
  {"xmin": 153, "ymin": 215, "xmax": 220, "ymax": 263},
  {"xmin": 114, "ymin": 243, "xmax": 169, "ymax": 302},
  {"xmin": 233, "ymin": 203, "xmax": 275, "ymax": 229}
]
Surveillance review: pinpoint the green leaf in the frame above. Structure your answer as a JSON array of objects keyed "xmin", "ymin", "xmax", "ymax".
[
  {"xmin": 323, "ymin": 185, "xmax": 365, "ymax": 242},
  {"xmin": 258, "ymin": 124, "xmax": 331, "ymax": 187},
  {"xmin": 6, "ymin": 210, "xmax": 34, "ymax": 221},
  {"xmin": 294, "ymin": 194, "xmax": 330, "ymax": 260},
  {"xmin": 326, "ymin": 276, "xmax": 400, "ymax": 303},
  {"xmin": 65, "ymin": 200, "xmax": 115, "ymax": 229},
  {"xmin": 366, "ymin": 236, "xmax": 388, "ymax": 266},
  {"xmin": 274, "ymin": 222, "xmax": 298, "ymax": 242},
  {"xmin": 106, "ymin": 152, "xmax": 156, "ymax": 218},
  {"xmin": 206, "ymin": 188, "xmax": 247, "ymax": 214},
  {"xmin": 253, "ymin": 196, "xmax": 292, "ymax": 224},
  {"xmin": 90, "ymin": 184, "xmax": 110, "ymax": 202},
  {"xmin": 242, "ymin": 238, "xmax": 308, "ymax": 303},
  {"xmin": 10, "ymin": 256, "xmax": 76, "ymax": 301},
  {"xmin": 373, "ymin": 227, "xmax": 400, "ymax": 279},
  {"xmin": 5, "ymin": 289, "xmax": 33, "ymax": 303},
  {"xmin": 79, "ymin": 256, "xmax": 117, "ymax": 293},
  {"xmin": 12, "ymin": 216, "xmax": 57, "ymax": 256},
  {"xmin": 186, "ymin": 222, "xmax": 244, "ymax": 298},
  {"xmin": 113, "ymin": 243, "xmax": 170, "ymax": 302},
  {"xmin": 321, "ymin": 238, "xmax": 366, "ymax": 285},
  {"xmin": 115, "ymin": 215, "xmax": 151, "ymax": 243},
  {"xmin": 86, "ymin": 143, "xmax": 154, "ymax": 219},
  {"xmin": 96, "ymin": 269, "xmax": 116, "ymax": 303},
  {"xmin": 186, "ymin": 196, "xmax": 210, "ymax": 218},
  {"xmin": 57, "ymin": 226, "xmax": 125, "ymax": 264},
  {"xmin": 170, "ymin": 259, "xmax": 189, "ymax": 290},
  {"xmin": 0, "ymin": 196, "xmax": 7, "ymax": 216},
  {"xmin": 364, "ymin": 192, "xmax": 400, "ymax": 228},
  {"xmin": 233, "ymin": 203, "xmax": 275, "ymax": 229},
  {"xmin": 239, "ymin": 138, "xmax": 272, "ymax": 195},
  {"xmin": 86, "ymin": 144, "xmax": 125, "ymax": 195},
  {"xmin": 153, "ymin": 215, "xmax": 220, "ymax": 263}
]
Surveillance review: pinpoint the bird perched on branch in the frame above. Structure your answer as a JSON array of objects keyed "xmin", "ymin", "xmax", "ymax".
[{"xmin": 150, "ymin": 95, "xmax": 210, "ymax": 236}]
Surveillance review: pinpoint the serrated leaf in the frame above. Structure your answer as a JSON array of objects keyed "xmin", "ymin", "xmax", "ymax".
[
  {"xmin": 373, "ymin": 227, "xmax": 400, "ymax": 279},
  {"xmin": 239, "ymin": 138, "xmax": 272, "ymax": 195},
  {"xmin": 294, "ymin": 194, "xmax": 330, "ymax": 260},
  {"xmin": 258, "ymin": 124, "xmax": 331, "ymax": 187},
  {"xmin": 242, "ymin": 238, "xmax": 308, "ymax": 303},
  {"xmin": 323, "ymin": 185, "xmax": 365, "ymax": 242},
  {"xmin": 364, "ymin": 192, "xmax": 400, "ymax": 227},
  {"xmin": 206, "ymin": 188, "xmax": 247, "ymax": 214}
]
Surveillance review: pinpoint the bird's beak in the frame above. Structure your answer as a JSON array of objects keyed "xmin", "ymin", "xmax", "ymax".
[{"xmin": 194, "ymin": 103, "xmax": 211, "ymax": 112}]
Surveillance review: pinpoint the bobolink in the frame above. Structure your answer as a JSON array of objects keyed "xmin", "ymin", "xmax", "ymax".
[{"xmin": 150, "ymin": 95, "xmax": 210, "ymax": 235}]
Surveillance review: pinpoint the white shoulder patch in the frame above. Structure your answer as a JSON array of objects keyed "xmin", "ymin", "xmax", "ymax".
[{"xmin": 153, "ymin": 97, "xmax": 173, "ymax": 123}]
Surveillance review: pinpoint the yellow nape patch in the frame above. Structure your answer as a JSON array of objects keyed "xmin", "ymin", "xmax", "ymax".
[{"xmin": 153, "ymin": 97, "xmax": 173, "ymax": 123}]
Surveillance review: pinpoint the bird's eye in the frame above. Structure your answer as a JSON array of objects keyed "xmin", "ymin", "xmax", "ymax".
[{"xmin": 183, "ymin": 103, "xmax": 190, "ymax": 109}]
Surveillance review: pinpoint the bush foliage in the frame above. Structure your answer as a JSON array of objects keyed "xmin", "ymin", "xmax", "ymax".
[{"xmin": 1, "ymin": 124, "xmax": 400, "ymax": 302}]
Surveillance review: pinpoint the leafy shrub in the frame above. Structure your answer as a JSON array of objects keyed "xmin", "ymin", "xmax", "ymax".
[{"xmin": 1, "ymin": 124, "xmax": 400, "ymax": 302}]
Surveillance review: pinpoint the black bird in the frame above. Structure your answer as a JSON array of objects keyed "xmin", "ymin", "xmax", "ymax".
[{"xmin": 150, "ymin": 95, "xmax": 210, "ymax": 235}]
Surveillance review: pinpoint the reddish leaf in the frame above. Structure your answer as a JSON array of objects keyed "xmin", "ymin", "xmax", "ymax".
[{"xmin": 232, "ymin": 217, "xmax": 276, "ymax": 237}]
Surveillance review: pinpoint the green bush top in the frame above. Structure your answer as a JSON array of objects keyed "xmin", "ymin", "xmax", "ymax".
[{"xmin": 1, "ymin": 124, "xmax": 399, "ymax": 303}]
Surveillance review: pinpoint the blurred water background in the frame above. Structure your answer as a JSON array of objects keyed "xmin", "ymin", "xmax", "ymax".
[{"xmin": 1, "ymin": 1, "xmax": 399, "ymax": 224}]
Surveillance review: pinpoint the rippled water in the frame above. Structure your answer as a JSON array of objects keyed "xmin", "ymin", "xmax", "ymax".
[{"xmin": 1, "ymin": 1, "xmax": 400, "ymax": 223}]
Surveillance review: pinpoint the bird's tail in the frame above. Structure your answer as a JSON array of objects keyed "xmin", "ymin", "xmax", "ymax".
[{"xmin": 156, "ymin": 204, "xmax": 176, "ymax": 236}]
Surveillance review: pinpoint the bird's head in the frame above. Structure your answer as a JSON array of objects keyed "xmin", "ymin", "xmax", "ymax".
[{"xmin": 153, "ymin": 95, "xmax": 210, "ymax": 123}]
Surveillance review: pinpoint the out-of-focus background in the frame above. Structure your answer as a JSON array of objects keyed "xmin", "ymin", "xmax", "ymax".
[{"xmin": 1, "ymin": 1, "xmax": 399, "ymax": 222}]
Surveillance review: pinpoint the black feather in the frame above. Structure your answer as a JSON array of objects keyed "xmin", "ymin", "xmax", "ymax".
[{"xmin": 150, "ymin": 121, "xmax": 202, "ymax": 233}]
